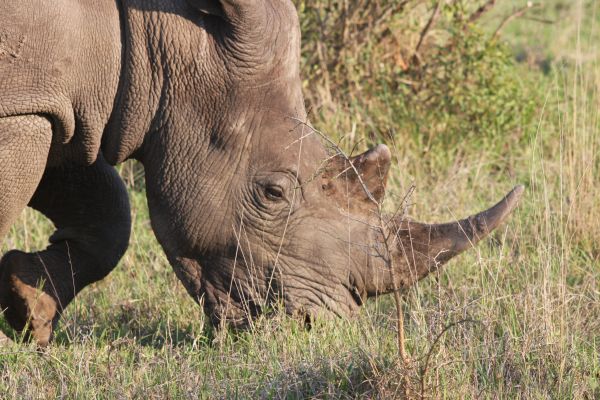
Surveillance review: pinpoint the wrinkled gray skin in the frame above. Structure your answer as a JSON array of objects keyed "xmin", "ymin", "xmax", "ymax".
[{"xmin": 0, "ymin": 0, "xmax": 523, "ymax": 345}]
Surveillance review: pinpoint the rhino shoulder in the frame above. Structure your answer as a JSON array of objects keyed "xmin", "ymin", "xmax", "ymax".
[{"xmin": 0, "ymin": 0, "xmax": 122, "ymax": 165}]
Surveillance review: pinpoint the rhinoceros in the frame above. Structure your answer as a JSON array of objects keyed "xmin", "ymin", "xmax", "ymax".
[{"xmin": 0, "ymin": 0, "xmax": 523, "ymax": 346}]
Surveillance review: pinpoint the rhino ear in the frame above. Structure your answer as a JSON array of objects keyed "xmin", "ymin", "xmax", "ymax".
[
  {"xmin": 350, "ymin": 144, "xmax": 392, "ymax": 203},
  {"xmin": 326, "ymin": 144, "xmax": 392, "ymax": 203}
]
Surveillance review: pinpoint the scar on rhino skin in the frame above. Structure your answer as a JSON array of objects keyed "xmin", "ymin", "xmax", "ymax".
[{"xmin": 0, "ymin": 29, "xmax": 25, "ymax": 61}]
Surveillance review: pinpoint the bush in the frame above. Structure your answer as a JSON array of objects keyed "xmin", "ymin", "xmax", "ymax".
[{"xmin": 295, "ymin": 0, "xmax": 537, "ymax": 151}]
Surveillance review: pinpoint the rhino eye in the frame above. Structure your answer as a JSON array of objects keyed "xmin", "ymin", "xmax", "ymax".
[{"xmin": 264, "ymin": 185, "xmax": 285, "ymax": 201}]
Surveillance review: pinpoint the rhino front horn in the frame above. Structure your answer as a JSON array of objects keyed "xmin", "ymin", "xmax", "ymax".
[{"xmin": 368, "ymin": 185, "xmax": 524, "ymax": 295}]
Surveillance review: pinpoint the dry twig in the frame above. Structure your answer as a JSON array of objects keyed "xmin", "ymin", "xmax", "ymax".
[
  {"xmin": 290, "ymin": 116, "xmax": 415, "ymax": 396},
  {"xmin": 469, "ymin": 0, "xmax": 497, "ymax": 23},
  {"xmin": 412, "ymin": 0, "xmax": 443, "ymax": 65},
  {"xmin": 493, "ymin": 2, "xmax": 541, "ymax": 39},
  {"xmin": 419, "ymin": 319, "xmax": 481, "ymax": 399}
]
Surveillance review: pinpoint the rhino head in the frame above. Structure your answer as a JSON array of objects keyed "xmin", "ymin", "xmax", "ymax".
[{"xmin": 132, "ymin": 0, "xmax": 522, "ymax": 327}]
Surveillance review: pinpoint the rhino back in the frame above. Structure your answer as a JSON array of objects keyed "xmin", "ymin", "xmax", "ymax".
[{"xmin": 0, "ymin": 0, "xmax": 121, "ymax": 165}]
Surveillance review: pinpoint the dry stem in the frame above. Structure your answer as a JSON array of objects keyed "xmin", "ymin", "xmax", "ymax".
[
  {"xmin": 493, "ymin": 2, "xmax": 541, "ymax": 39},
  {"xmin": 291, "ymin": 117, "xmax": 414, "ymax": 395}
]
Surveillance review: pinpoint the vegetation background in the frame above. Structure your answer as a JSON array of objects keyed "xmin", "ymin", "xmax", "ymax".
[{"xmin": 1, "ymin": 0, "xmax": 599, "ymax": 398}]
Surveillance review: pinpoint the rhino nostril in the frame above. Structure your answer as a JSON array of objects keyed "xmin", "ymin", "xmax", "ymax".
[{"xmin": 304, "ymin": 313, "xmax": 313, "ymax": 330}]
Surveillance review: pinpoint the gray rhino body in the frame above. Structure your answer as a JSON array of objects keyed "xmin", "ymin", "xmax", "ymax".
[{"xmin": 0, "ymin": 0, "xmax": 522, "ymax": 345}]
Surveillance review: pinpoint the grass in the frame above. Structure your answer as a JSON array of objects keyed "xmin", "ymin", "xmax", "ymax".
[{"xmin": 1, "ymin": 0, "xmax": 599, "ymax": 398}]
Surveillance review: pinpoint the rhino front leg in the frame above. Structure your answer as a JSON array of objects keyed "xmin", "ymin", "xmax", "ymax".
[
  {"xmin": 0, "ymin": 115, "xmax": 52, "ymax": 237},
  {"xmin": 0, "ymin": 115, "xmax": 52, "ymax": 345},
  {"xmin": 0, "ymin": 155, "xmax": 131, "ymax": 346}
]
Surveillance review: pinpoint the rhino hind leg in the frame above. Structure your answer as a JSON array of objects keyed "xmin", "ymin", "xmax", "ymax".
[{"xmin": 0, "ymin": 155, "xmax": 131, "ymax": 346}]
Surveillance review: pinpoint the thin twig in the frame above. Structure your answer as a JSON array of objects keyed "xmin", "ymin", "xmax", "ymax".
[
  {"xmin": 521, "ymin": 16, "xmax": 555, "ymax": 25},
  {"xmin": 290, "ymin": 117, "xmax": 415, "ymax": 395},
  {"xmin": 468, "ymin": 0, "xmax": 497, "ymax": 23},
  {"xmin": 290, "ymin": 117, "xmax": 379, "ymax": 205},
  {"xmin": 492, "ymin": 2, "xmax": 541, "ymax": 39},
  {"xmin": 394, "ymin": 291, "xmax": 409, "ymax": 362},
  {"xmin": 419, "ymin": 319, "xmax": 481, "ymax": 399},
  {"xmin": 412, "ymin": 0, "xmax": 443, "ymax": 65}
]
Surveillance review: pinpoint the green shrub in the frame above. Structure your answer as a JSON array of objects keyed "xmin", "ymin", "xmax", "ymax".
[{"xmin": 295, "ymin": 0, "xmax": 537, "ymax": 152}]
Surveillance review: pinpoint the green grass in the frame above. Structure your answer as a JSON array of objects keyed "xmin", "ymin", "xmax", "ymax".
[{"xmin": 1, "ymin": 1, "xmax": 599, "ymax": 398}]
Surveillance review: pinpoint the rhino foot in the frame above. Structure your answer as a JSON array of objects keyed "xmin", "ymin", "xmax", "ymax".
[{"xmin": 0, "ymin": 250, "xmax": 59, "ymax": 347}]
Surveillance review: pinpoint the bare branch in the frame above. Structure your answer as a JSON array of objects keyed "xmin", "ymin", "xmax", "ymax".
[
  {"xmin": 289, "ymin": 117, "xmax": 380, "ymax": 205},
  {"xmin": 468, "ymin": 0, "xmax": 497, "ymax": 23},
  {"xmin": 493, "ymin": 2, "xmax": 541, "ymax": 39},
  {"xmin": 419, "ymin": 319, "xmax": 481, "ymax": 399},
  {"xmin": 290, "ymin": 116, "xmax": 419, "ymax": 395},
  {"xmin": 412, "ymin": 0, "xmax": 443, "ymax": 65}
]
